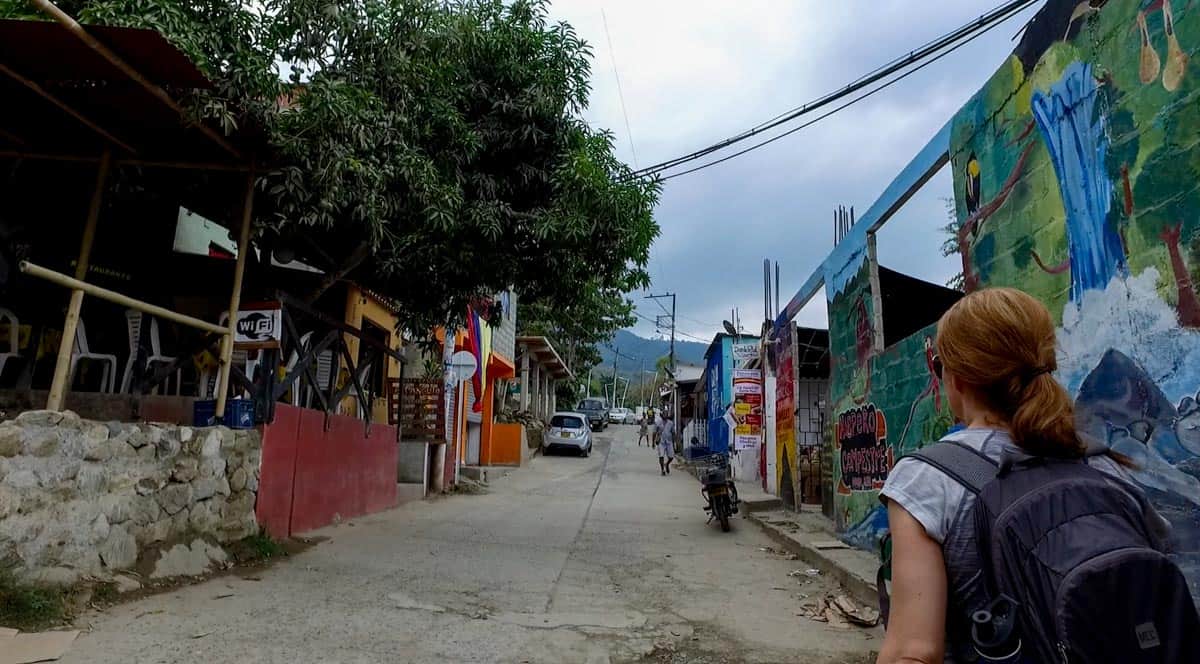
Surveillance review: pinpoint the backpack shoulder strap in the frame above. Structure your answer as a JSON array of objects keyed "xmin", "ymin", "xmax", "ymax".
[{"xmin": 905, "ymin": 440, "xmax": 999, "ymax": 496}]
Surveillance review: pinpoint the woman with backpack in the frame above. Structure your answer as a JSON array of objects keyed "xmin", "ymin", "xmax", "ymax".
[{"xmin": 877, "ymin": 288, "xmax": 1198, "ymax": 664}]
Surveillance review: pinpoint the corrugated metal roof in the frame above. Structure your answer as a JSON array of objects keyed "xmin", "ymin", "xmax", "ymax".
[{"xmin": 0, "ymin": 19, "xmax": 257, "ymax": 166}]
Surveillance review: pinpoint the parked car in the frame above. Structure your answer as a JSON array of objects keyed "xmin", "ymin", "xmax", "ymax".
[
  {"xmin": 543, "ymin": 412, "xmax": 593, "ymax": 457},
  {"xmin": 609, "ymin": 407, "xmax": 633, "ymax": 424},
  {"xmin": 576, "ymin": 398, "xmax": 609, "ymax": 430}
]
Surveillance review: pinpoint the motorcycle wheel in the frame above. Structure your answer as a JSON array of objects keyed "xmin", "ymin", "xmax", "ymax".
[{"xmin": 717, "ymin": 498, "xmax": 731, "ymax": 532}]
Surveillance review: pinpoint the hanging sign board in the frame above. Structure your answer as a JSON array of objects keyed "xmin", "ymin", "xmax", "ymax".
[
  {"xmin": 732, "ymin": 342, "xmax": 758, "ymax": 366},
  {"xmin": 219, "ymin": 302, "xmax": 282, "ymax": 350},
  {"xmin": 390, "ymin": 378, "xmax": 445, "ymax": 441}
]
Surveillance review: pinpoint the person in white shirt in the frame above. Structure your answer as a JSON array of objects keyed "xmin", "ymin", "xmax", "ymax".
[{"xmin": 657, "ymin": 413, "xmax": 675, "ymax": 475}]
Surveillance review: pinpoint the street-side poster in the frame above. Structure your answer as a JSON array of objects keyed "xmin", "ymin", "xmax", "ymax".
[{"xmin": 732, "ymin": 368, "xmax": 762, "ymax": 450}]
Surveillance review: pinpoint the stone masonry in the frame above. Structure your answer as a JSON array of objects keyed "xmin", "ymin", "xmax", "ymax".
[{"xmin": 0, "ymin": 410, "xmax": 261, "ymax": 585}]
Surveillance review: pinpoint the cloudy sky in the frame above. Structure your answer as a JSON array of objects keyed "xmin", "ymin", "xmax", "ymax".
[{"xmin": 546, "ymin": 0, "xmax": 1042, "ymax": 343}]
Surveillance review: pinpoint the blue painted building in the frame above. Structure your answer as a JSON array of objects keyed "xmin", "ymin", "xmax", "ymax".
[{"xmin": 701, "ymin": 333, "xmax": 759, "ymax": 453}]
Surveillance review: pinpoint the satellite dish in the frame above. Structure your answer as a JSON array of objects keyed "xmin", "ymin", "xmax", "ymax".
[
  {"xmin": 446, "ymin": 350, "xmax": 478, "ymax": 383},
  {"xmin": 722, "ymin": 320, "xmax": 738, "ymax": 336},
  {"xmin": 272, "ymin": 245, "xmax": 296, "ymax": 264}
]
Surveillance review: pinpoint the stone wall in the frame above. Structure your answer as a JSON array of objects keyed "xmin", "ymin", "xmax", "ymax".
[{"xmin": 0, "ymin": 410, "xmax": 260, "ymax": 585}]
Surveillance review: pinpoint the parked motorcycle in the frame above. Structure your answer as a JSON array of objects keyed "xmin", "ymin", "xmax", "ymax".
[{"xmin": 696, "ymin": 452, "xmax": 739, "ymax": 532}]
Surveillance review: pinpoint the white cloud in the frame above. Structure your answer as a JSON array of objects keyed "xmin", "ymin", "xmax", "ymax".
[{"xmin": 547, "ymin": 1, "xmax": 1042, "ymax": 342}]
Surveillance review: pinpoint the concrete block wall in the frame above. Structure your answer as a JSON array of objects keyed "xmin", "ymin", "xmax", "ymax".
[{"xmin": 0, "ymin": 411, "xmax": 260, "ymax": 585}]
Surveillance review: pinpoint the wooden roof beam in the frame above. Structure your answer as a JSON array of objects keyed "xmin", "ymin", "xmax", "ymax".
[
  {"xmin": 32, "ymin": 0, "xmax": 243, "ymax": 161},
  {"xmin": 0, "ymin": 63, "xmax": 136, "ymax": 154}
]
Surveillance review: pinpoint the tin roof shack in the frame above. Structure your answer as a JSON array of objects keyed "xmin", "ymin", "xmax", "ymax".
[
  {"xmin": 0, "ymin": 8, "xmax": 409, "ymax": 542},
  {"xmin": 0, "ymin": 13, "xmax": 269, "ymax": 422}
]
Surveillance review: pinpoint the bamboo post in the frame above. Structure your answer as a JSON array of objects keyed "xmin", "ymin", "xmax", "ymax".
[
  {"xmin": 215, "ymin": 170, "xmax": 255, "ymax": 419},
  {"xmin": 19, "ymin": 262, "xmax": 229, "ymax": 335},
  {"xmin": 46, "ymin": 149, "xmax": 111, "ymax": 410}
]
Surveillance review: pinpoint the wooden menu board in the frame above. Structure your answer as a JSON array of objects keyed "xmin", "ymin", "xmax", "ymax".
[{"xmin": 389, "ymin": 378, "xmax": 444, "ymax": 442}]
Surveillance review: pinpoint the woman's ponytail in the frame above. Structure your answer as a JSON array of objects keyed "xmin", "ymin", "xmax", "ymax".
[
  {"xmin": 1007, "ymin": 371, "xmax": 1084, "ymax": 458},
  {"xmin": 938, "ymin": 288, "xmax": 1086, "ymax": 459}
]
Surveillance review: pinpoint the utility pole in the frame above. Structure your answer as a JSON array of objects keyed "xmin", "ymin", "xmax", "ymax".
[
  {"xmin": 639, "ymin": 359, "xmax": 646, "ymax": 410},
  {"xmin": 611, "ymin": 346, "xmax": 619, "ymax": 407},
  {"xmin": 645, "ymin": 292, "xmax": 678, "ymax": 436}
]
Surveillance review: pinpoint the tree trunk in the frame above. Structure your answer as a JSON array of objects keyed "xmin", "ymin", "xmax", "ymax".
[{"xmin": 1162, "ymin": 223, "xmax": 1200, "ymax": 327}]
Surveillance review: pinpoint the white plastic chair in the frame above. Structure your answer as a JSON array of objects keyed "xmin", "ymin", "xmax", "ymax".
[
  {"xmin": 282, "ymin": 332, "xmax": 313, "ymax": 404},
  {"xmin": 69, "ymin": 319, "xmax": 117, "ymax": 393},
  {"xmin": 352, "ymin": 360, "xmax": 375, "ymax": 419},
  {"xmin": 0, "ymin": 308, "xmax": 20, "ymax": 382},
  {"xmin": 147, "ymin": 317, "xmax": 181, "ymax": 394},
  {"xmin": 120, "ymin": 311, "xmax": 181, "ymax": 394},
  {"xmin": 304, "ymin": 348, "xmax": 334, "ymax": 409}
]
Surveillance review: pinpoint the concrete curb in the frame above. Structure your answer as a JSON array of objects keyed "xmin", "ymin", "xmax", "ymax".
[
  {"xmin": 740, "ymin": 495, "xmax": 783, "ymax": 513},
  {"xmin": 746, "ymin": 512, "xmax": 878, "ymax": 609}
]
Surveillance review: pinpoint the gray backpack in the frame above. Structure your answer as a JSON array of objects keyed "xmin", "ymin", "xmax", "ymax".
[{"xmin": 905, "ymin": 441, "xmax": 1200, "ymax": 663}]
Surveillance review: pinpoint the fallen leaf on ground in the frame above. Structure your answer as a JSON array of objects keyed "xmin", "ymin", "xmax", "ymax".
[
  {"xmin": 190, "ymin": 632, "xmax": 212, "ymax": 639},
  {"xmin": 797, "ymin": 594, "xmax": 880, "ymax": 628}
]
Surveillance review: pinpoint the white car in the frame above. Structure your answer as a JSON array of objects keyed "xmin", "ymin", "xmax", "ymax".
[
  {"xmin": 609, "ymin": 407, "xmax": 632, "ymax": 424},
  {"xmin": 544, "ymin": 412, "xmax": 593, "ymax": 457}
]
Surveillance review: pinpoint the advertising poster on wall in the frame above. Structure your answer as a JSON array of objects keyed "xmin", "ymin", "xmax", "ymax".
[{"xmin": 732, "ymin": 369, "xmax": 762, "ymax": 450}]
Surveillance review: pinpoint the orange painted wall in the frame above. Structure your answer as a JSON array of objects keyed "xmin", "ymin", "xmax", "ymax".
[{"xmin": 490, "ymin": 423, "xmax": 524, "ymax": 466}]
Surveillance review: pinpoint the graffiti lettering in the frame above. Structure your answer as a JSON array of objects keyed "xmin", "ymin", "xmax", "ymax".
[{"xmin": 836, "ymin": 404, "xmax": 891, "ymax": 493}]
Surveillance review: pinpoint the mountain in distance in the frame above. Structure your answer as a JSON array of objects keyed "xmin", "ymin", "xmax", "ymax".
[{"xmin": 596, "ymin": 329, "xmax": 710, "ymax": 377}]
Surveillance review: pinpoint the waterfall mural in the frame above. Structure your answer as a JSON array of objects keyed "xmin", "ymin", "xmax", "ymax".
[{"xmin": 1030, "ymin": 61, "xmax": 1128, "ymax": 301}]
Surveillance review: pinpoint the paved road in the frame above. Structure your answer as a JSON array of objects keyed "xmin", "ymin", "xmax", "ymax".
[{"xmin": 63, "ymin": 425, "xmax": 879, "ymax": 663}]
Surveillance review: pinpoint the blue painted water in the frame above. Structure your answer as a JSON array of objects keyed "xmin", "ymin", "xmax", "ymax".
[{"xmin": 1031, "ymin": 61, "xmax": 1127, "ymax": 301}]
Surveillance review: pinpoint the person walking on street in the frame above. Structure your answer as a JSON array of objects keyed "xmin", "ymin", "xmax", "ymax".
[
  {"xmin": 637, "ymin": 414, "xmax": 650, "ymax": 446},
  {"xmin": 651, "ymin": 409, "xmax": 661, "ymax": 449},
  {"xmin": 657, "ymin": 412, "xmax": 675, "ymax": 475}
]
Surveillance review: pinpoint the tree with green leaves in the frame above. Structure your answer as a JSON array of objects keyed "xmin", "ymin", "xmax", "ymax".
[
  {"xmin": 519, "ymin": 281, "xmax": 635, "ymax": 399},
  {"xmin": 7, "ymin": 0, "xmax": 660, "ymax": 337}
]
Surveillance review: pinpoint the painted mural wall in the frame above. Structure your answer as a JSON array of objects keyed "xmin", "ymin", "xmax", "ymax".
[
  {"xmin": 946, "ymin": 0, "xmax": 1200, "ymax": 599},
  {"xmin": 775, "ymin": 323, "xmax": 798, "ymax": 506},
  {"xmin": 826, "ymin": 254, "xmax": 956, "ymax": 537},
  {"xmin": 822, "ymin": 0, "xmax": 1200, "ymax": 599}
]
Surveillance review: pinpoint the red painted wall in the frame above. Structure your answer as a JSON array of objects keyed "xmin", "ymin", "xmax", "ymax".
[
  {"xmin": 257, "ymin": 404, "xmax": 399, "ymax": 537},
  {"xmin": 256, "ymin": 405, "xmax": 301, "ymax": 539}
]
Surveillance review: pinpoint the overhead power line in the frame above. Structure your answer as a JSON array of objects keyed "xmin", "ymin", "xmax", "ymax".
[
  {"xmin": 629, "ymin": 0, "xmax": 1037, "ymax": 180},
  {"xmin": 661, "ymin": 9, "xmax": 1015, "ymax": 181},
  {"xmin": 601, "ymin": 9, "xmax": 640, "ymax": 170},
  {"xmin": 634, "ymin": 309, "xmax": 711, "ymax": 344}
]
